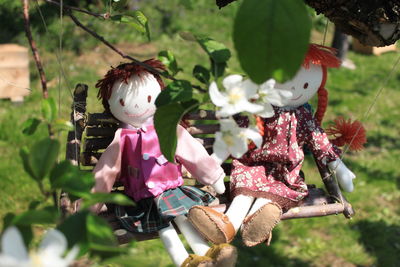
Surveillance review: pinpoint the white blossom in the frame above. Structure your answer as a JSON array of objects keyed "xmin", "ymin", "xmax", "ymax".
[
  {"xmin": 254, "ymin": 79, "xmax": 293, "ymax": 118},
  {"xmin": 0, "ymin": 227, "xmax": 79, "ymax": 267},
  {"xmin": 209, "ymin": 75, "xmax": 264, "ymax": 117},
  {"xmin": 212, "ymin": 118, "xmax": 262, "ymax": 163}
]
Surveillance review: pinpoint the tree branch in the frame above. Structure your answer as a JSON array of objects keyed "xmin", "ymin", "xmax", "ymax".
[
  {"xmin": 42, "ymin": 0, "xmax": 207, "ymax": 93},
  {"xmin": 68, "ymin": 12, "xmax": 207, "ymax": 93},
  {"xmin": 43, "ymin": 0, "xmax": 110, "ymax": 19},
  {"xmin": 22, "ymin": 0, "xmax": 48, "ymax": 98},
  {"xmin": 23, "ymin": 0, "xmax": 54, "ymax": 137}
]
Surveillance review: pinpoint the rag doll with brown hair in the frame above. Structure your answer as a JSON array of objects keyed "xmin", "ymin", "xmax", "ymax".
[
  {"xmin": 188, "ymin": 44, "xmax": 366, "ymax": 247},
  {"xmin": 89, "ymin": 59, "xmax": 237, "ymax": 267}
]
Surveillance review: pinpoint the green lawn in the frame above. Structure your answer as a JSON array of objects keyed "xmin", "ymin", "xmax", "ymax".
[{"xmin": 0, "ymin": 1, "xmax": 399, "ymax": 266}]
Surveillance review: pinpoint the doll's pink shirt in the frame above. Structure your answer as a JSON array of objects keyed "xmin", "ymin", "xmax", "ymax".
[{"xmin": 91, "ymin": 120, "xmax": 224, "ymax": 213}]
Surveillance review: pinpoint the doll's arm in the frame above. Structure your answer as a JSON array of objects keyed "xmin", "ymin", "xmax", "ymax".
[
  {"xmin": 89, "ymin": 128, "xmax": 122, "ymax": 213},
  {"xmin": 175, "ymin": 125, "xmax": 226, "ymax": 193},
  {"xmin": 328, "ymin": 158, "xmax": 355, "ymax": 192}
]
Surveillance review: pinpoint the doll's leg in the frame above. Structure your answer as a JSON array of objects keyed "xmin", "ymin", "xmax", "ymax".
[
  {"xmin": 174, "ymin": 215, "xmax": 210, "ymax": 255},
  {"xmin": 225, "ymin": 194, "xmax": 255, "ymax": 232},
  {"xmin": 175, "ymin": 215, "xmax": 238, "ymax": 267},
  {"xmin": 247, "ymin": 197, "xmax": 271, "ymax": 216},
  {"xmin": 188, "ymin": 195, "xmax": 254, "ymax": 245},
  {"xmin": 240, "ymin": 197, "xmax": 282, "ymax": 247},
  {"xmin": 158, "ymin": 223, "xmax": 190, "ymax": 266}
]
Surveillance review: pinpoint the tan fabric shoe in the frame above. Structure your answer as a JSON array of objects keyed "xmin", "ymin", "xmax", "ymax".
[
  {"xmin": 241, "ymin": 202, "xmax": 282, "ymax": 247},
  {"xmin": 205, "ymin": 243, "xmax": 237, "ymax": 267},
  {"xmin": 188, "ymin": 206, "xmax": 235, "ymax": 244},
  {"xmin": 181, "ymin": 254, "xmax": 214, "ymax": 267}
]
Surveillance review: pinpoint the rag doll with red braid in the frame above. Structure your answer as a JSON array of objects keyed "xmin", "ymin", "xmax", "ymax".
[{"xmin": 188, "ymin": 44, "xmax": 366, "ymax": 247}]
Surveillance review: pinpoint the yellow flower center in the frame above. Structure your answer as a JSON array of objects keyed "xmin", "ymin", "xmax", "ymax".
[
  {"xmin": 222, "ymin": 133, "xmax": 235, "ymax": 147},
  {"xmin": 228, "ymin": 87, "xmax": 244, "ymax": 104},
  {"xmin": 30, "ymin": 252, "xmax": 42, "ymax": 267}
]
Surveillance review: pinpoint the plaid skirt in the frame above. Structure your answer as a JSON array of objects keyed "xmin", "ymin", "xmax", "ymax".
[{"xmin": 115, "ymin": 186, "xmax": 215, "ymax": 233}]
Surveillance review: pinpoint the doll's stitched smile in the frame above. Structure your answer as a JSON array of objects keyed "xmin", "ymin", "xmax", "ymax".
[
  {"xmin": 292, "ymin": 94, "xmax": 303, "ymax": 101},
  {"xmin": 124, "ymin": 109, "xmax": 150, "ymax": 118}
]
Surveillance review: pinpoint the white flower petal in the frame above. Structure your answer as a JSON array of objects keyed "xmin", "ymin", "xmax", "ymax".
[
  {"xmin": 260, "ymin": 79, "xmax": 276, "ymax": 92},
  {"xmin": 278, "ymin": 89, "xmax": 293, "ymax": 99},
  {"xmin": 1, "ymin": 227, "xmax": 29, "ymax": 261},
  {"xmin": 39, "ymin": 229, "xmax": 67, "ymax": 257},
  {"xmin": 217, "ymin": 105, "xmax": 239, "ymax": 117},
  {"xmin": 243, "ymin": 128, "xmax": 263, "ymax": 148},
  {"xmin": 209, "ymin": 82, "xmax": 228, "ymax": 107},
  {"xmin": 230, "ymin": 136, "xmax": 248, "ymax": 158},
  {"xmin": 0, "ymin": 254, "xmax": 29, "ymax": 267},
  {"xmin": 219, "ymin": 118, "xmax": 239, "ymax": 132},
  {"xmin": 256, "ymin": 103, "xmax": 275, "ymax": 118},
  {"xmin": 222, "ymin": 75, "xmax": 243, "ymax": 90},
  {"xmin": 238, "ymin": 100, "xmax": 264, "ymax": 114},
  {"xmin": 212, "ymin": 133, "xmax": 230, "ymax": 163},
  {"xmin": 241, "ymin": 79, "xmax": 259, "ymax": 98}
]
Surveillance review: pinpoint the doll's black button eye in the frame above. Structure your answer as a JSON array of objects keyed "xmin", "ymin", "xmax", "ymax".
[
  {"xmin": 119, "ymin": 98, "xmax": 125, "ymax": 106},
  {"xmin": 147, "ymin": 95, "xmax": 152, "ymax": 103},
  {"xmin": 303, "ymin": 82, "xmax": 309, "ymax": 89}
]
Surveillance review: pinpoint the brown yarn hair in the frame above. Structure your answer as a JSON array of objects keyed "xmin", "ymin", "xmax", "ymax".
[{"xmin": 95, "ymin": 59, "xmax": 166, "ymax": 111}]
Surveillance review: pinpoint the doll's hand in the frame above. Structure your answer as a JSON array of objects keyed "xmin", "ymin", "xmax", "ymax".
[
  {"xmin": 211, "ymin": 175, "xmax": 226, "ymax": 194},
  {"xmin": 328, "ymin": 159, "xmax": 356, "ymax": 192}
]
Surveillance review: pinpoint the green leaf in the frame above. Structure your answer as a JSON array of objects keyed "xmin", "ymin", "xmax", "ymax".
[
  {"xmin": 50, "ymin": 160, "xmax": 94, "ymax": 196},
  {"xmin": 233, "ymin": 0, "xmax": 311, "ymax": 83},
  {"xmin": 22, "ymin": 118, "xmax": 41, "ymax": 135},
  {"xmin": 155, "ymin": 80, "xmax": 193, "ymax": 107},
  {"xmin": 112, "ymin": 11, "xmax": 151, "ymax": 41},
  {"xmin": 193, "ymin": 65, "xmax": 210, "ymax": 84},
  {"xmin": 19, "ymin": 147, "xmax": 35, "ymax": 179},
  {"xmin": 81, "ymin": 193, "xmax": 135, "ymax": 209},
  {"xmin": 57, "ymin": 210, "xmax": 89, "ymax": 249},
  {"xmin": 196, "ymin": 36, "xmax": 231, "ymax": 63},
  {"xmin": 2, "ymin": 213, "xmax": 15, "ymax": 231},
  {"xmin": 29, "ymin": 138, "xmax": 60, "ymax": 181},
  {"xmin": 158, "ymin": 50, "xmax": 181, "ymax": 76},
  {"xmin": 52, "ymin": 119, "xmax": 74, "ymax": 132},
  {"xmin": 87, "ymin": 214, "xmax": 117, "ymax": 247},
  {"xmin": 154, "ymin": 104, "xmax": 185, "ymax": 162},
  {"xmin": 154, "ymin": 101, "xmax": 199, "ymax": 162},
  {"xmin": 210, "ymin": 59, "xmax": 227, "ymax": 79},
  {"xmin": 41, "ymin": 97, "xmax": 57, "ymax": 122},
  {"xmin": 12, "ymin": 208, "xmax": 58, "ymax": 226}
]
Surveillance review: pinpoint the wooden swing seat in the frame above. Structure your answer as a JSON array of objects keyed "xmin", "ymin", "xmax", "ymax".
[{"xmin": 63, "ymin": 84, "xmax": 355, "ymax": 244}]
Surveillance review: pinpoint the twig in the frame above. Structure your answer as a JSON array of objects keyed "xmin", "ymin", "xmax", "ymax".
[
  {"xmin": 43, "ymin": 1, "xmax": 207, "ymax": 93},
  {"xmin": 43, "ymin": 0, "xmax": 110, "ymax": 19},
  {"xmin": 22, "ymin": 0, "xmax": 54, "ymax": 137},
  {"xmin": 68, "ymin": 12, "xmax": 207, "ymax": 93},
  {"xmin": 22, "ymin": 0, "xmax": 48, "ymax": 98}
]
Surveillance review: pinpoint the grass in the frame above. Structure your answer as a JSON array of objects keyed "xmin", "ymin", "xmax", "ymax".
[{"xmin": 1, "ymin": 1, "xmax": 400, "ymax": 266}]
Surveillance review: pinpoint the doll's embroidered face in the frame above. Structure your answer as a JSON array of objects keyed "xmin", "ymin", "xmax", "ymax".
[
  {"xmin": 274, "ymin": 63, "xmax": 323, "ymax": 108},
  {"xmin": 108, "ymin": 72, "xmax": 161, "ymax": 127}
]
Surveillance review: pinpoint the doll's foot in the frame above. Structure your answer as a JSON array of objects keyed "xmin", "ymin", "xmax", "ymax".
[
  {"xmin": 188, "ymin": 206, "xmax": 235, "ymax": 244},
  {"xmin": 240, "ymin": 202, "xmax": 282, "ymax": 247},
  {"xmin": 181, "ymin": 254, "xmax": 214, "ymax": 267},
  {"xmin": 205, "ymin": 243, "xmax": 237, "ymax": 267}
]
